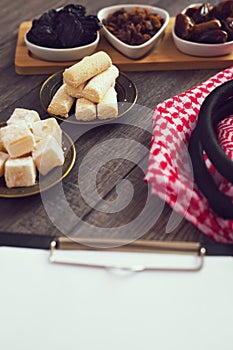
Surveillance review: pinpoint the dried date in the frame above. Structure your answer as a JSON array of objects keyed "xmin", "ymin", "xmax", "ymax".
[
  {"xmin": 175, "ymin": 13, "xmax": 194, "ymax": 39},
  {"xmin": 185, "ymin": 2, "xmax": 212, "ymax": 23},
  {"xmin": 210, "ymin": 0, "xmax": 233, "ymax": 19},
  {"xmin": 222, "ymin": 17, "xmax": 233, "ymax": 40},
  {"xmin": 192, "ymin": 29, "xmax": 228, "ymax": 43},
  {"xmin": 175, "ymin": 0, "xmax": 233, "ymax": 44}
]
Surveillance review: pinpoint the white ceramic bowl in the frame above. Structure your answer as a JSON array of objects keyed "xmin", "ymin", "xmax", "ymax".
[
  {"xmin": 97, "ymin": 4, "xmax": 170, "ymax": 59},
  {"xmin": 25, "ymin": 31, "xmax": 100, "ymax": 62},
  {"xmin": 172, "ymin": 3, "xmax": 233, "ymax": 57}
]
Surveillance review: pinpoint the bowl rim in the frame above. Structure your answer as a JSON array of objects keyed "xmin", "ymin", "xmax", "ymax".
[
  {"xmin": 25, "ymin": 30, "xmax": 100, "ymax": 52},
  {"xmin": 97, "ymin": 4, "xmax": 170, "ymax": 50}
]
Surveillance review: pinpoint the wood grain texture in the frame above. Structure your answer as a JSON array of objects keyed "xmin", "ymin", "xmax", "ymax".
[{"xmin": 0, "ymin": 0, "xmax": 225, "ymax": 247}]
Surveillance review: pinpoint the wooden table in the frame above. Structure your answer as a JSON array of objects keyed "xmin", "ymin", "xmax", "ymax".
[{"xmin": 0, "ymin": 0, "xmax": 227, "ymax": 249}]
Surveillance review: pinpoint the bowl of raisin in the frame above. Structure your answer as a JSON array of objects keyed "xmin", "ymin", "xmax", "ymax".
[{"xmin": 97, "ymin": 4, "xmax": 170, "ymax": 59}]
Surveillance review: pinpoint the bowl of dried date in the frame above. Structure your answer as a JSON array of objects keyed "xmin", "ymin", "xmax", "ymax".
[
  {"xmin": 172, "ymin": 1, "xmax": 233, "ymax": 57},
  {"xmin": 97, "ymin": 4, "xmax": 170, "ymax": 59}
]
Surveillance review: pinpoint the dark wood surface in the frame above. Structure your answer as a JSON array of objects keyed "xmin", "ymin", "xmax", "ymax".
[{"xmin": 0, "ymin": 0, "xmax": 224, "ymax": 248}]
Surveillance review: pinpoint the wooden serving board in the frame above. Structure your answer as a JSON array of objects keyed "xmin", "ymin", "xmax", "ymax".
[{"xmin": 15, "ymin": 19, "xmax": 233, "ymax": 75}]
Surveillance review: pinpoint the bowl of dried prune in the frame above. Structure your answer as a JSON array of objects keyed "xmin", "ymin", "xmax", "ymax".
[
  {"xmin": 172, "ymin": 1, "xmax": 233, "ymax": 57},
  {"xmin": 25, "ymin": 4, "xmax": 101, "ymax": 61},
  {"xmin": 97, "ymin": 4, "xmax": 170, "ymax": 59}
]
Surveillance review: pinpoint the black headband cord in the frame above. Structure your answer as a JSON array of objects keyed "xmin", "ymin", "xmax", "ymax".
[
  {"xmin": 197, "ymin": 79, "xmax": 233, "ymax": 183},
  {"xmin": 188, "ymin": 80, "xmax": 233, "ymax": 220}
]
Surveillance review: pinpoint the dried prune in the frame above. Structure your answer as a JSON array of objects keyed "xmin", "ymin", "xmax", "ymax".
[
  {"xmin": 27, "ymin": 21, "xmax": 59, "ymax": 48},
  {"xmin": 26, "ymin": 3, "xmax": 102, "ymax": 48},
  {"xmin": 55, "ymin": 12, "xmax": 84, "ymax": 47},
  {"xmin": 63, "ymin": 4, "xmax": 86, "ymax": 17}
]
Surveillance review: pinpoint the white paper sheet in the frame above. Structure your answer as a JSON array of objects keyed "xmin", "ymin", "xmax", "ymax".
[{"xmin": 0, "ymin": 246, "xmax": 232, "ymax": 350}]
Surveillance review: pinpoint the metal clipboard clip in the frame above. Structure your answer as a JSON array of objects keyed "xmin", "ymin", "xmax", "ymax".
[{"xmin": 49, "ymin": 237, "xmax": 206, "ymax": 272}]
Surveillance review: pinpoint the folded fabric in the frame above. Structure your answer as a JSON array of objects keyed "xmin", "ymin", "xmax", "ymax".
[{"xmin": 146, "ymin": 66, "xmax": 233, "ymax": 243}]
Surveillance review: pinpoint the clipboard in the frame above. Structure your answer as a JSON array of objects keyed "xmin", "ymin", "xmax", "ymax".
[
  {"xmin": 1, "ymin": 243, "xmax": 233, "ymax": 350},
  {"xmin": 0, "ymin": 232, "xmax": 233, "ymax": 272}
]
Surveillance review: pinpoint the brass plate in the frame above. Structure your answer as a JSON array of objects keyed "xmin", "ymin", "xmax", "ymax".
[
  {"xmin": 40, "ymin": 71, "xmax": 138, "ymax": 124},
  {"xmin": 0, "ymin": 122, "xmax": 76, "ymax": 198}
]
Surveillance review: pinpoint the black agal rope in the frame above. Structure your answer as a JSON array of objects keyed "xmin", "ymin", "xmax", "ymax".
[{"xmin": 188, "ymin": 80, "xmax": 233, "ymax": 220}]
